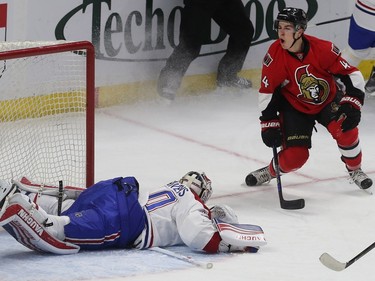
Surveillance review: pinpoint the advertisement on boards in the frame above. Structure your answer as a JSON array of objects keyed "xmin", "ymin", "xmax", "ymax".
[{"xmin": 0, "ymin": 0, "xmax": 356, "ymax": 104}]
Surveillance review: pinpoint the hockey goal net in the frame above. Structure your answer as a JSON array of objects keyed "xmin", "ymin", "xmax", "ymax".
[{"xmin": 0, "ymin": 41, "xmax": 95, "ymax": 188}]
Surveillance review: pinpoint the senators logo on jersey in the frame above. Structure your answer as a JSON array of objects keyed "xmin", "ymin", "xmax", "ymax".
[{"xmin": 295, "ymin": 65, "xmax": 329, "ymax": 105}]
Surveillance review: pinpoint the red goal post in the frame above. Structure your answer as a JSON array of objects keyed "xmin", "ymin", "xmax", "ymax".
[{"xmin": 0, "ymin": 40, "xmax": 95, "ymax": 188}]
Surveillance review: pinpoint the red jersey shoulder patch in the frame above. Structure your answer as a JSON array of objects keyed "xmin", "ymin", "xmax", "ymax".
[
  {"xmin": 263, "ymin": 53, "xmax": 273, "ymax": 67},
  {"xmin": 331, "ymin": 44, "xmax": 340, "ymax": 56}
]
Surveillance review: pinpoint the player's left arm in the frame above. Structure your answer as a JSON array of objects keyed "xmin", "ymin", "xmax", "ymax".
[
  {"xmin": 334, "ymin": 74, "xmax": 364, "ymax": 132},
  {"xmin": 323, "ymin": 42, "xmax": 365, "ymax": 95},
  {"xmin": 326, "ymin": 43, "xmax": 366, "ymax": 131},
  {"xmin": 176, "ymin": 198, "xmax": 266, "ymax": 253}
]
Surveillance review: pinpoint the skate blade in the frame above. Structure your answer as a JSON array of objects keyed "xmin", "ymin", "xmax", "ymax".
[{"xmin": 362, "ymin": 186, "xmax": 373, "ymax": 195}]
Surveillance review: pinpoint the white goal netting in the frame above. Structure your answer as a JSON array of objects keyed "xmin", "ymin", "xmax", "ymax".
[{"xmin": 0, "ymin": 41, "xmax": 95, "ymax": 188}]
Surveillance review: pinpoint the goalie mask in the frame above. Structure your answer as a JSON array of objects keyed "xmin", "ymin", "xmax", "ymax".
[{"xmin": 179, "ymin": 171, "xmax": 213, "ymax": 203}]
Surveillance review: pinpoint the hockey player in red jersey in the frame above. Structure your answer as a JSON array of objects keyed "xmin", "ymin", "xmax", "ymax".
[
  {"xmin": 245, "ymin": 7, "xmax": 373, "ymax": 190},
  {"xmin": 0, "ymin": 172, "xmax": 266, "ymax": 255}
]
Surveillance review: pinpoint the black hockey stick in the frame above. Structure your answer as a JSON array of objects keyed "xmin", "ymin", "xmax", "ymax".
[
  {"xmin": 57, "ymin": 180, "xmax": 64, "ymax": 216},
  {"xmin": 272, "ymin": 146, "xmax": 305, "ymax": 210},
  {"xmin": 309, "ymin": 16, "xmax": 351, "ymax": 28},
  {"xmin": 320, "ymin": 242, "xmax": 375, "ymax": 271}
]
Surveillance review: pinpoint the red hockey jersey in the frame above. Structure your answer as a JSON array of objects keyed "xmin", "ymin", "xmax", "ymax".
[{"xmin": 259, "ymin": 34, "xmax": 359, "ymax": 115}]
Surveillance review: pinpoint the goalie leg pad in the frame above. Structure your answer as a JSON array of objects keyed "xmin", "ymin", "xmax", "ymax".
[
  {"xmin": 13, "ymin": 177, "xmax": 85, "ymax": 200},
  {"xmin": 0, "ymin": 193, "xmax": 79, "ymax": 254}
]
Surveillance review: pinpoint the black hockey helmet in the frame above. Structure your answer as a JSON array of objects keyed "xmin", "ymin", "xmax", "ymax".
[{"xmin": 274, "ymin": 7, "xmax": 308, "ymax": 31}]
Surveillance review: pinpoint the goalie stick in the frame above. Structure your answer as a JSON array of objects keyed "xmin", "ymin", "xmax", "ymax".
[
  {"xmin": 273, "ymin": 146, "xmax": 305, "ymax": 210},
  {"xmin": 319, "ymin": 242, "xmax": 375, "ymax": 271},
  {"xmin": 149, "ymin": 247, "xmax": 213, "ymax": 269}
]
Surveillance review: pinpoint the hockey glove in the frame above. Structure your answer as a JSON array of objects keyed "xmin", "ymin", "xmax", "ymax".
[
  {"xmin": 335, "ymin": 95, "xmax": 362, "ymax": 132},
  {"xmin": 260, "ymin": 118, "xmax": 282, "ymax": 147},
  {"xmin": 210, "ymin": 204, "xmax": 239, "ymax": 224}
]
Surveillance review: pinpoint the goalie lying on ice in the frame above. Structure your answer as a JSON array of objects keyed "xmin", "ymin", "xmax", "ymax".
[{"xmin": 0, "ymin": 172, "xmax": 266, "ymax": 255}]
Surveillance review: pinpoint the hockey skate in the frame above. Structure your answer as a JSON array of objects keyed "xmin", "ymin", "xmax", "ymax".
[
  {"xmin": 159, "ymin": 87, "xmax": 175, "ymax": 102},
  {"xmin": 157, "ymin": 70, "xmax": 178, "ymax": 104},
  {"xmin": 348, "ymin": 168, "xmax": 373, "ymax": 190},
  {"xmin": 245, "ymin": 166, "xmax": 275, "ymax": 186},
  {"xmin": 365, "ymin": 66, "xmax": 375, "ymax": 94},
  {"xmin": 217, "ymin": 76, "xmax": 252, "ymax": 89}
]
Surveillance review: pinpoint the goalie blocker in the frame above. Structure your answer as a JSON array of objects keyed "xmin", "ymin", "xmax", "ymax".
[{"xmin": 214, "ymin": 218, "xmax": 267, "ymax": 252}]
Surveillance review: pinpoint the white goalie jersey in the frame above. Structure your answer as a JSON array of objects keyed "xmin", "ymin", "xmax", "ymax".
[
  {"xmin": 134, "ymin": 180, "xmax": 217, "ymax": 251},
  {"xmin": 353, "ymin": 0, "xmax": 375, "ymax": 32}
]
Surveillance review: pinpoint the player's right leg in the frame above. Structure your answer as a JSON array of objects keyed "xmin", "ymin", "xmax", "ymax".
[
  {"xmin": 245, "ymin": 146, "xmax": 309, "ymax": 186},
  {"xmin": 245, "ymin": 103, "xmax": 313, "ymax": 186}
]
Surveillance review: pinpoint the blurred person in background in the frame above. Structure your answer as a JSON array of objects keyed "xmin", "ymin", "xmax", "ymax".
[
  {"xmin": 341, "ymin": 0, "xmax": 375, "ymax": 95},
  {"xmin": 157, "ymin": 0, "xmax": 254, "ymax": 102}
]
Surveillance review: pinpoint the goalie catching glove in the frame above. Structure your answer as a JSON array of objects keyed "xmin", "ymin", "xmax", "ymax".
[{"xmin": 210, "ymin": 204, "xmax": 239, "ymax": 224}]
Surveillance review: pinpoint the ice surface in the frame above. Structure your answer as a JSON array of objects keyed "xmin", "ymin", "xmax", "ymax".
[{"xmin": 1, "ymin": 89, "xmax": 375, "ymax": 281}]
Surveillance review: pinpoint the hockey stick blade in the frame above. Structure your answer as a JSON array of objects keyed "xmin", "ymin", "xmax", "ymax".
[
  {"xmin": 273, "ymin": 146, "xmax": 305, "ymax": 210},
  {"xmin": 280, "ymin": 198, "xmax": 305, "ymax": 210},
  {"xmin": 319, "ymin": 253, "xmax": 347, "ymax": 271},
  {"xmin": 320, "ymin": 242, "xmax": 375, "ymax": 271}
]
